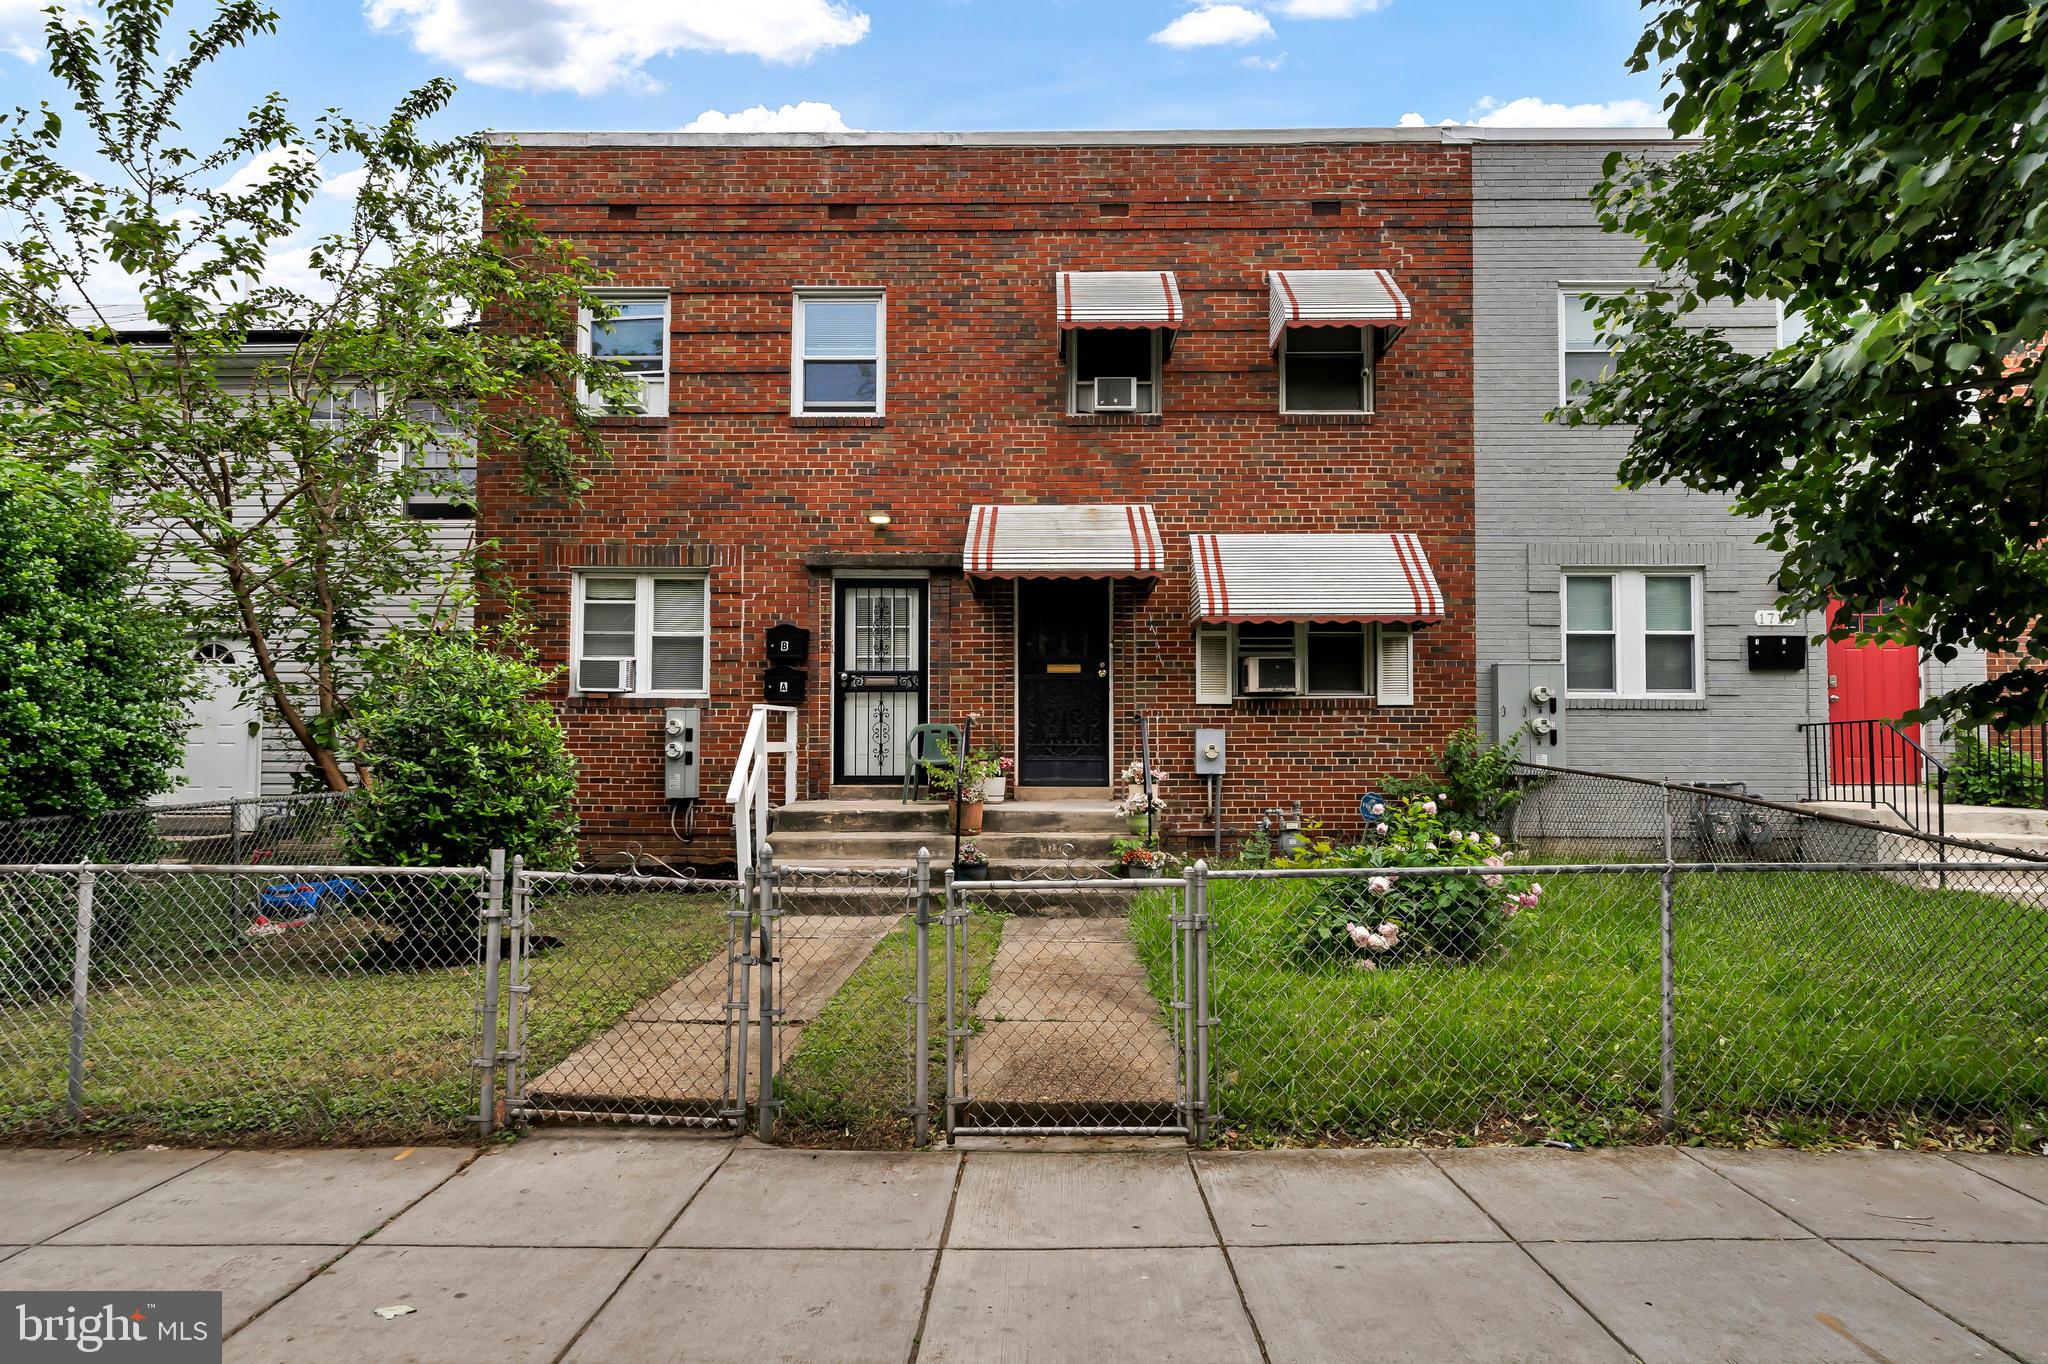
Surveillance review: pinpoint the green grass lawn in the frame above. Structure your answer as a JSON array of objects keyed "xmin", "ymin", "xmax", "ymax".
[
  {"xmin": 777, "ymin": 909, "xmax": 1001, "ymax": 1145},
  {"xmin": 0, "ymin": 882, "xmax": 731, "ymax": 1144},
  {"xmin": 1133, "ymin": 868, "xmax": 2048, "ymax": 1144}
]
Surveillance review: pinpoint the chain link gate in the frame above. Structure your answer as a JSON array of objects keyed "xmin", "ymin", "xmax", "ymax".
[
  {"xmin": 939, "ymin": 867, "xmax": 1208, "ymax": 1141},
  {"xmin": 498, "ymin": 863, "xmax": 756, "ymax": 1130}
]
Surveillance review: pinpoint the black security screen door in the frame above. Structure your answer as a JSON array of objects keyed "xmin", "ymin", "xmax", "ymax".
[
  {"xmin": 834, "ymin": 579, "xmax": 927, "ymax": 784},
  {"xmin": 1016, "ymin": 579, "xmax": 1111, "ymax": 785}
]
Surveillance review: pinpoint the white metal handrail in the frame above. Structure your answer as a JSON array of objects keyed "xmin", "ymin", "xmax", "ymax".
[{"xmin": 725, "ymin": 704, "xmax": 799, "ymax": 880}]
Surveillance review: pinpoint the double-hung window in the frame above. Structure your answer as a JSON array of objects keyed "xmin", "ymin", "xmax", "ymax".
[
  {"xmin": 1280, "ymin": 325, "xmax": 1373, "ymax": 414},
  {"xmin": 1563, "ymin": 571, "xmax": 1701, "ymax": 697},
  {"xmin": 580, "ymin": 292, "xmax": 669, "ymax": 417},
  {"xmin": 793, "ymin": 290, "xmax": 884, "ymax": 415},
  {"xmin": 1560, "ymin": 291, "xmax": 1624, "ymax": 404},
  {"xmin": 572, "ymin": 574, "xmax": 709, "ymax": 697},
  {"xmin": 402, "ymin": 399, "xmax": 474, "ymax": 518},
  {"xmin": 1202, "ymin": 622, "xmax": 1376, "ymax": 697}
]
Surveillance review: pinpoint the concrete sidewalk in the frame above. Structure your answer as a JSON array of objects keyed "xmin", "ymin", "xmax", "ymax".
[{"xmin": 2, "ymin": 1138, "xmax": 2045, "ymax": 1363}]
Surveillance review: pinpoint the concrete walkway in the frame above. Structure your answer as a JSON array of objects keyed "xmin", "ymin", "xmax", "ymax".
[{"xmin": 2, "ymin": 1138, "xmax": 2046, "ymax": 1362}]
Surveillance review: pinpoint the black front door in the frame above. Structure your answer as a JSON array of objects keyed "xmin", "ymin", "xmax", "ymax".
[
  {"xmin": 833, "ymin": 579, "xmax": 927, "ymax": 784},
  {"xmin": 1016, "ymin": 579, "xmax": 1111, "ymax": 786}
]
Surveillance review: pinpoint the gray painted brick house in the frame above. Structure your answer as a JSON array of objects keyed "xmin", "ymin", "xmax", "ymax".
[{"xmin": 1468, "ymin": 129, "xmax": 1982, "ymax": 799}]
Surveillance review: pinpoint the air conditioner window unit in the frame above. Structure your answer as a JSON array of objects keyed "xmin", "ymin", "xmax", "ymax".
[
  {"xmin": 578, "ymin": 657, "xmax": 636, "ymax": 693},
  {"xmin": 1092, "ymin": 375, "xmax": 1140, "ymax": 411},
  {"xmin": 1240, "ymin": 654, "xmax": 1298, "ymax": 695}
]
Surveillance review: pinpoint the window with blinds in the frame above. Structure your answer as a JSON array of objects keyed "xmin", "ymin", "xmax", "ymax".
[
  {"xmin": 573, "ymin": 573, "xmax": 710, "ymax": 696},
  {"xmin": 794, "ymin": 290, "xmax": 885, "ymax": 414},
  {"xmin": 579, "ymin": 292, "xmax": 669, "ymax": 416}
]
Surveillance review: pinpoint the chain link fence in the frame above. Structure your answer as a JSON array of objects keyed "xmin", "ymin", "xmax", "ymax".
[
  {"xmin": 0, "ymin": 793, "xmax": 352, "ymax": 867},
  {"xmin": 503, "ymin": 868, "xmax": 749, "ymax": 1130},
  {"xmin": 942, "ymin": 873, "xmax": 1192, "ymax": 1138},
  {"xmin": 0, "ymin": 862, "xmax": 485, "ymax": 1143}
]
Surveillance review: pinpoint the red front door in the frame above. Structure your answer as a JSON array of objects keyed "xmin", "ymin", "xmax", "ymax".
[{"xmin": 1827, "ymin": 602, "xmax": 1921, "ymax": 783}]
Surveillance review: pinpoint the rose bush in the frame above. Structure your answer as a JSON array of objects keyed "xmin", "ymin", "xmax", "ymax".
[{"xmin": 1278, "ymin": 795, "xmax": 1542, "ymax": 965}]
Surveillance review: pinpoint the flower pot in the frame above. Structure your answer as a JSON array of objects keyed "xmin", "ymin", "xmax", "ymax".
[
  {"xmin": 984, "ymin": 775, "xmax": 1007, "ymax": 804},
  {"xmin": 953, "ymin": 800, "xmax": 985, "ymax": 836},
  {"xmin": 1125, "ymin": 812, "xmax": 1150, "ymax": 837},
  {"xmin": 953, "ymin": 861, "xmax": 990, "ymax": 882}
]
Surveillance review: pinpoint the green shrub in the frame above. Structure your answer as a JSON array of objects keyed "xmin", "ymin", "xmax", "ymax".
[
  {"xmin": 0, "ymin": 872, "xmax": 138, "ymax": 1002},
  {"xmin": 1279, "ymin": 795, "xmax": 1543, "ymax": 965},
  {"xmin": 1948, "ymin": 733, "xmax": 2045, "ymax": 809},
  {"xmin": 344, "ymin": 630, "xmax": 579, "ymax": 869},
  {"xmin": 1380, "ymin": 724, "xmax": 1535, "ymax": 832},
  {"xmin": 0, "ymin": 461, "xmax": 193, "ymax": 820}
]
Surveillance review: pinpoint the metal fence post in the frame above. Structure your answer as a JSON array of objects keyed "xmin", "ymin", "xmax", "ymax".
[
  {"xmin": 1659, "ymin": 854, "xmax": 1677, "ymax": 1134},
  {"xmin": 757, "ymin": 842, "xmax": 778, "ymax": 1142},
  {"xmin": 942, "ymin": 867, "xmax": 959, "ymax": 1145},
  {"xmin": 912, "ymin": 847, "xmax": 932, "ymax": 1148},
  {"xmin": 503, "ymin": 854, "xmax": 527, "ymax": 1117},
  {"xmin": 476, "ymin": 849, "xmax": 506, "ymax": 1137},
  {"xmin": 1190, "ymin": 858, "xmax": 1212, "ymax": 1146},
  {"xmin": 67, "ymin": 870, "xmax": 95, "ymax": 1122}
]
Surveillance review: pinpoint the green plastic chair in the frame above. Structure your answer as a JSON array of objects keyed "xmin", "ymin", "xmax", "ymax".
[{"xmin": 902, "ymin": 723, "xmax": 964, "ymax": 803}]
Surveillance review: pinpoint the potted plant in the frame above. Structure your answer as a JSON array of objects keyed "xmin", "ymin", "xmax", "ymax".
[
  {"xmin": 925, "ymin": 739, "xmax": 998, "ymax": 834},
  {"xmin": 1115, "ymin": 785, "xmax": 1165, "ymax": 837},
  {"xmin": 985, "ymin": 754, "xmax": 1014, "ymax": 804},
  {"xmin": 1110, "ymin": 837, "xmax": 1176, "ymax": 877},
  {"xmin": 954, "ymin": 841, "xmax": 990, "ymax": 881}
]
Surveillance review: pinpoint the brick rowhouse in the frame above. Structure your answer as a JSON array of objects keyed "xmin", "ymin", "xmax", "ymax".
[{"xmin": 479, "ymin": 130, "xmax": 1475, "ymax": 862}]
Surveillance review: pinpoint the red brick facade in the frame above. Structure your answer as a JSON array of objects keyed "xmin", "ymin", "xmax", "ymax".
[{"xmin": 479, "ymin": 134, "xmax": 1474, "ymax": 861}]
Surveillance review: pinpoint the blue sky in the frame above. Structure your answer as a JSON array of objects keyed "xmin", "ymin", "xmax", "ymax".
[{"xmin": 0, "ymin": 1, "xmax": 1666, "ymax": 139}]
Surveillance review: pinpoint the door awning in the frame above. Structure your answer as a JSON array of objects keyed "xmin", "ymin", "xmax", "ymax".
[
  {"xmin": 1056, "ymin": 271, "xmax": 1184, "ymax": 332},
  {"xmin": 1267, "ymin": 269, "xmax": 1411, "ymax": 350},
  {"xmin": 965, "ymin": 504, "xmax": 1165, "ymax": 579},
  {"xmin": 1188, "ymin": 532, "xmax": 1444, "ymax": 623}
]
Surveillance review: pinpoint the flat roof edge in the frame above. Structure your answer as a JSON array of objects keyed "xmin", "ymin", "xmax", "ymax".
[{"xmin": 485, "ymin": 126, "xmax": 1676, "ymax": 151}]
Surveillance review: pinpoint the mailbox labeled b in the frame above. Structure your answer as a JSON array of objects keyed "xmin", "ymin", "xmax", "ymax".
[{"xmin": 766, "ymin": 623, "xmax": 811, "ymax": 663}]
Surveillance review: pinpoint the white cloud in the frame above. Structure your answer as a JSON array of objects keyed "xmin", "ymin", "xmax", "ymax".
[
  {"xmin": 1240, "ymin": 51, "xmax": 1286, "ymax": 71},
  {"xmin": 1397, "ymin": 111, "xmax": 1426, "ymax": 127},
  {"xmin": 1271, "ymin": 0, "xmax": 1387, "ymax": 15},
  {"xmin": 321, "ymin": 165, "xmax": 371, "ymax": 199},
  {"xmin": 1149, "ymin": 3, "xmax": 1273, "ymax": 48},
  {"xmin": 364, "ymin": 0, "xmax": 871, "ymax": 95},
  {"xmin": 0, "ymin": 0, "xmax": 82, "ymax": 62},
  {"xmin": 1465, "ymin": 95, "xmax": 1661, "ymax": 127},
  {"xmin": 681, "ymin": 101, "xmax": 850, "ymax": 133},
  {"xmin": 217, "ymin": 145, "xmax": 322, "ymax": 197}
]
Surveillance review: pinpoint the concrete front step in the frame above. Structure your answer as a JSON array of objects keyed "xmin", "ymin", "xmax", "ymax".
[
  {"xmin": 773, "ymin": 799, "xmax": 1124, "ymax": 835},
  {"xmin": 769, "ymin": 828, "xmax": 1122, "ymax": 864},
  {"xmin": 1943, "ymin": 805, "xmax": 2048, "ymax": 838}
]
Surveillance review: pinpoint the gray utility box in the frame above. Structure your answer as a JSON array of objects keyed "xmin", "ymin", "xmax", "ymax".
[
  {"xmin": 664, "ymin": 707, "xmax": 701, "ymax": 800},
  {"xmin": 1489, "ymin": 663, "xmax": 1567, "ymax": 768},
  {"xmin": 1193, "ymin": 727, "xmax": 1226, "ymax": 775}
]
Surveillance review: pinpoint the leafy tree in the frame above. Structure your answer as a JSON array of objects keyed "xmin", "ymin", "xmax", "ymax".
[
  {"xmin": 1571, "ymin": 1, "xmax": 2048, "ymax": 726},
  {"xmin": 0, "ymin": 459, "xmax": 192, "ymax": 820},
  {"xmin": 0, "ymin": 1, "xmax": 634, "ymax": 791}
]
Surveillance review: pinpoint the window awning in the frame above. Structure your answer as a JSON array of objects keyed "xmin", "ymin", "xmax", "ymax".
[
  {"xmin": 1056, "ymin": 271, "xmax": 1184, "ymax": 333},
  {"xmin": 1188, "ymin": 533, "xmax": 1443, "ymax": 623},
  {"xmin": 1267, "ymin": 269, "xmax": 1411, "ymax": 350},
  {"xmin": 965, "ymin": 504, "xmax": 1165, "ymax": 579}
]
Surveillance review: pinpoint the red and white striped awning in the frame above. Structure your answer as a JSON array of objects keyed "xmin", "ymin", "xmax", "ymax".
[
  {"xmin": 1267, "ymin": 269, "xmax": 1411, "ymax": 349},
  {"xmin": 1188, "ymin": 533, "xmax": 1444, "ymax": 623},
  {"xmin": 964, "ymin": 504, "xmax": 1165, "ymax": 579},
  {"xmin": 1056, "ymin": 271, "xmax": 1184, "ymax": 332}
]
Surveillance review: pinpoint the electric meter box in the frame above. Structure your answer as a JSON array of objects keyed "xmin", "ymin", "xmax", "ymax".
[
  {"xmin": 1194, "ymin": 728, "xmax": 1226, "ymax": 775},
  {"xmin": 1489, "ymin": 663, "xmax": 1567, "ymax": 768},
  {"xmin": 663, "ymin": 707, "xmax": 701, "ymax": 801}
]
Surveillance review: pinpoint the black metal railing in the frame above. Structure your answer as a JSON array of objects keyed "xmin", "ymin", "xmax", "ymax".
[{"xmin": 1798, "ymin": 718, "xmax": 1948, "ymax": 841}]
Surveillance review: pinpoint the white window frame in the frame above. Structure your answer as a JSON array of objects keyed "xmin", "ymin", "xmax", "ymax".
[
  {"xmin": 569, "ymin": 572, "xmax": 711, "ymax": 699},
  {"xmin": 1066, "ymin": 328, "xmax": 1163, "ymax": 415},
  {"xmin": 1278, "ymin": 326, "xmax": 1375, "ymax": 415},
  {"xmin": 792, "ymin": 288, "xmax": 886, "ymax": 416},
  {"xmin": 578, "ymin": 290, "xmax": 670, "ymax": 418},
  {"xmin": 1561, "ymin": 569, "xmax": 1703, "ymax": 699},
  {"xmin": 1217, "ymin": 622, "xmax": 1377, "ymax": 699},
  {"xmin": 1558, "ymin": 286, "xmax": 1630, "ymax": 406},
  {"xmin": 400, "ymin": 398, "xmax": 474, "ymax": 519}
]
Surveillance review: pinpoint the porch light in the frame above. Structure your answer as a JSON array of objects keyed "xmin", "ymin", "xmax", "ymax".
[{"xmin": 866, "ymin": 510, "xmax": 893, "ymax": 527}]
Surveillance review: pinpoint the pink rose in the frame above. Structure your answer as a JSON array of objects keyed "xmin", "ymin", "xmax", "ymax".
[{"xmin": 1368, "ymin": 875, "xmax": 1392, "ymax": 896}]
